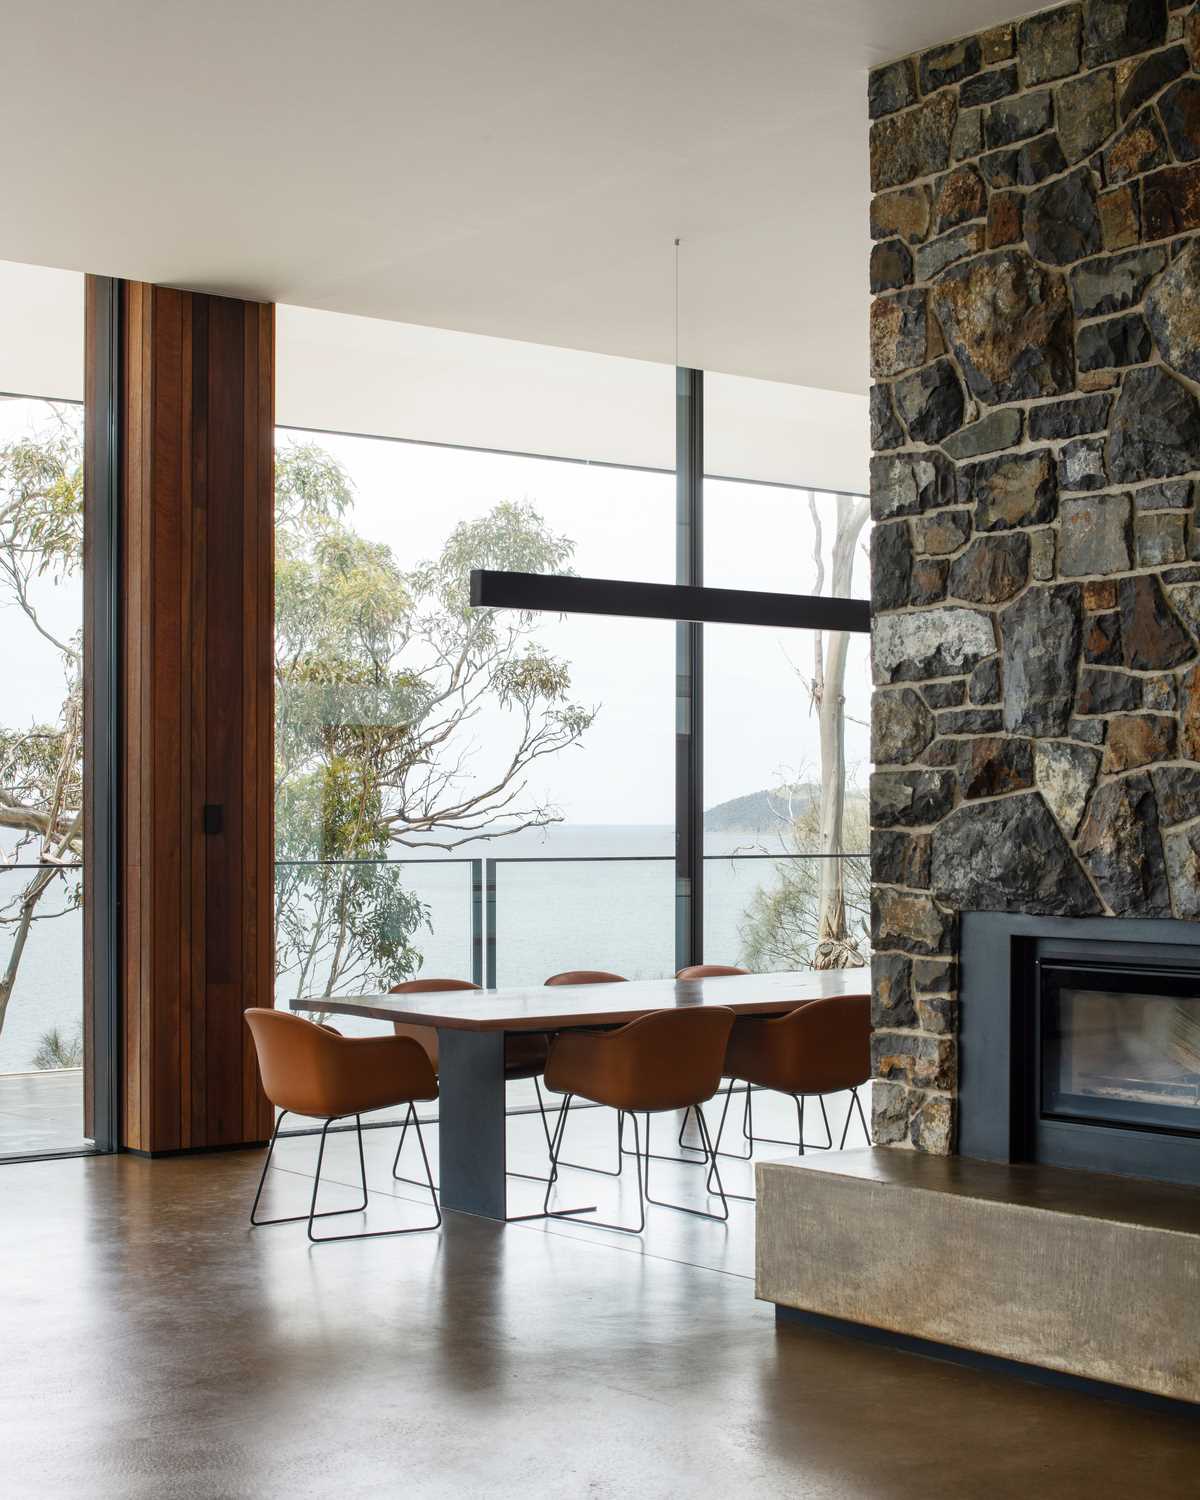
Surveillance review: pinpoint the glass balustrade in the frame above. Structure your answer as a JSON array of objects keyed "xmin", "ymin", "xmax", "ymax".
[{"xmin": 273, "ymin": 850, "xmax": 869, "ymax": 1012}]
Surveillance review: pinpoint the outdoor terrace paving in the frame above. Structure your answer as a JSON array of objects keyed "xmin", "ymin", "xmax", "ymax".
[{"xmin": 0, "ymin": 1068, "xmax": 89, "ymax": 1158}]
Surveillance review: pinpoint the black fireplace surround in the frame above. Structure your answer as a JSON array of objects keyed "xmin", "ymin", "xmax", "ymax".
[{"xmin": 961, "ymin": 913, "xmax": 1200, "ymax": 1189}]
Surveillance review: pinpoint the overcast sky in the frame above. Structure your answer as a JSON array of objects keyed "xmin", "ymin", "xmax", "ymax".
[{"xmin": 280, "ymin": 428, "xmax": 871, "ymax": 827}]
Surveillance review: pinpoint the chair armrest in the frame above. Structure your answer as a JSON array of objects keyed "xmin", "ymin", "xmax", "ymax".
[{"xmin": 325, "ymin": 1032, "xmax": 438, "ymax": 1113}]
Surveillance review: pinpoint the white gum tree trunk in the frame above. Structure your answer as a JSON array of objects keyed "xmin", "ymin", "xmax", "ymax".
[{"xmin": 809, "ymin": 492, "xmax": 870, "ymax": 970}]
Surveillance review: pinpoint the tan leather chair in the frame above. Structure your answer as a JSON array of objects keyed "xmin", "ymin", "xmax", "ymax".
[
  {"xmin": 541, "ymin": 1007, "xmax": 736, "ymax": 1233},
  {"xmin": 387, "ymin": 978, "xmax": 552, "ymax": 1187},
  {"xmin": 544, "ymin": 970, "xmax": 628, "ymax": 986},
  {"xmin": 245, "ymin": 1009, "xmax": 439, "ymax": 1242},
  {"xmin": 672, "ymin": 965, "xmax": 748, "ymax": 1148},
  {"xmin": 708, "ymin": 994, "xmax": 871, "ymax": 1200},
  {"xmin": 388, "ymin": 978, "xmax": 549, "ymax": 1077},
  {"xmin": 542, "ymin": 971, "xmax": 629, "ymax": 1176}
]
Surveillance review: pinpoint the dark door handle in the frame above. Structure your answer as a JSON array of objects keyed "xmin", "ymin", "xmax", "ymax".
[{"xmin": 202, "ymin": 804, "xmax": 224, "ymax": 835}]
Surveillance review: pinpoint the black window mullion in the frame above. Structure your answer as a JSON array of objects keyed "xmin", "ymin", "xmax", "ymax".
[
  {"xmin": 84, "ymin": 276, "xmax": 122, "ymax": 1153},
  {"xmin": 675, "ymin": 368, "xmax": 703, "ymax": 972}
]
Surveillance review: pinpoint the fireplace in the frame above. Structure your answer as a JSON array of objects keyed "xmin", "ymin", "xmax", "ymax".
[
  {"xmin": 1041, "ymin": 963, "xmax": 1200, "ymax": 1135},
  {"xmin": 960, "ymin": 914, "xmax": 1200, "ymax": 1190}
]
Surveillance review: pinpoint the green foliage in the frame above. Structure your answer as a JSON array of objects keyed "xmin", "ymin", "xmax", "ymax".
[
  {"xmin": 0, "ymin": 725, "xmax": 73, "ymax": 802},
  {"xmin": 32, "ymin": 1024, "xmax": 83, "ymax": 1070},
  {"xmin": 412, "ymin": 499, "xmax": 574, "ymax": 620},
  {"xmin": 0, "ymin": 416, "xmax": 598, "ymax": 1027},
  {"xmin": 738, "ymin": 797, "xmax": 870, "ymax": 972},
  {"xmin": 274, "ymin": 440, "xmax": 354, "ymax": 532},
  {"xmin": 274, "ymin": 859, "xmax": 430, "ymax": 1001},
  {"xmin": 0, "ymin": 404, "xmax": 85, "ymax": 1041},
  {"xmin": 0, "ymin": 409, "xmax": 83, "ymax": 587},
  {"xmin": 273, "ymin": 438, "xmax": 596, "ymax": 1003}
]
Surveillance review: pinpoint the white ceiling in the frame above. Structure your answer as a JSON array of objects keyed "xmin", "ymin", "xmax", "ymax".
[{"xmin": 3, "ymin": 1, "xmax": 1024, "ymax": 394}]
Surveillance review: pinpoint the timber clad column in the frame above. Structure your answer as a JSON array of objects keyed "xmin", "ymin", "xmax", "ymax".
[{"xmin": 105, "ymin": 281, "xmax": 275, "ymax": 1152}]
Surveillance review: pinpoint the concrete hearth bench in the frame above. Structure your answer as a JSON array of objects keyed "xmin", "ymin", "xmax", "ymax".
[{"xmin": 755, "ymin": 1148, "xmax": 1200, "ymax": 1406}]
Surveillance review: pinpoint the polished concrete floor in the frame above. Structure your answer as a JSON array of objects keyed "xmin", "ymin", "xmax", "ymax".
[{"xmin": 2, "ymin": 1091, "xmax": 1197, "ymax": 1499}]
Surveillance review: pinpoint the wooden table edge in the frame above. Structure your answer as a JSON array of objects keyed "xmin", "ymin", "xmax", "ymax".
[{"xmin": 290, "ymin": 976, "xmax": 869, "ymax": 1032}]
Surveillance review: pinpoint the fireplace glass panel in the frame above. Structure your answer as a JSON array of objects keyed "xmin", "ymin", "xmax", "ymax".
[{"xmin": 1041, "ymin": 965, "xmax": 1200, "ymax": 1135}]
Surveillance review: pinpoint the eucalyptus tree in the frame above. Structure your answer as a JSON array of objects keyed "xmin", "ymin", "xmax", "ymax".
[
  {"xmin": 802, "ymin": 491, "xmax": 870, "ymax": 970},
  {"xmin": 0, "ymin": 421, "xmax": 596, "ymax": 1042},
  {"xmin": 733, "ymin": 491, "xmax": 870, "ymax": 974},
  {"xmin": 0, "ymin": 405, "xmax": 83, "ymax": 1045},
  {"xmin": 272, "ymin": 439, "xmax": 596, "ymax": 1003},
  {"xmin": 739, "ymin": 795, "xmax": 870, "ymax": 972}
]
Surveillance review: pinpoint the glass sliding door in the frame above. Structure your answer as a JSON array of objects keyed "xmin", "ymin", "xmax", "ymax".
[{"xmin": 0, "ymin": 261, "xmax": 95, "ymax": 1157}]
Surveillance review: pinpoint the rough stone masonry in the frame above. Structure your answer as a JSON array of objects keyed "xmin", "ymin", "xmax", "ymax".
[{"xmin": 868, "ymin": 0, "xmax": 1200, "ymax": 1152}]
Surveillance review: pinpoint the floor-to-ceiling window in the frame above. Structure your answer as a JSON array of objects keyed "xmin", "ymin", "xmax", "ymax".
[
  {"xmin": 273, "ymin": 309, "xmax": 869, "ymax": 1018},
  {"xmin": 0, "ymin": 261, "xmax": 93, "ymax": 1158},
  {"xmin": 702, "ymin": 374, "xmax": 871, "ymax": 973},
  {"xmin": 274, "ymin": 309, "xmax": 677, "ymax": 1025}
]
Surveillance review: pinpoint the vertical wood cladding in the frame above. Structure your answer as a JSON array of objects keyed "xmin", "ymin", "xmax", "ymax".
[
  {"xmin": 118, "ymin": 284, "xmax": 274, "ymax": 1152},
  {"xmin": 868, "ymin": 1, "xmax": 1200, "ymax": 1153}
]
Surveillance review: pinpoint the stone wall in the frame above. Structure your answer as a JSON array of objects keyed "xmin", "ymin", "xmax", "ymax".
[{"xmin": 868, "ymin": 0, "xmax": 1200, "ymax": 1152}]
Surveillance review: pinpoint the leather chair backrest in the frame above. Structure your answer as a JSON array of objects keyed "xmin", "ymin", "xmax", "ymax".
[
  {"xmin": 547, "ymin": 1006, "xmax": 736, "ymax": 1113},
  {"xmin": 245, "ymin": 1008, "xmax": 436, "ymax": 1118},
  {"xmin": 544, "ymin": 970, "xmax": 628, "ymax": 986},
  {"xmin": 388, "ymin": 978, "xmax": 480, "ymax": 1069},
  {"xmin": 389, "ymin": 978, "xmax": 481, "ymax": 993},
  {"xmin": 786, "ymin": 994, "xmax": 871, "ymax": 1093},
  {"xmin": 731, "ymin": 994, "xmax": 870, "ymax": 1095},
  {"xmin": 676, "ymin": 964, "xmax": 748, "ymax": 979}
]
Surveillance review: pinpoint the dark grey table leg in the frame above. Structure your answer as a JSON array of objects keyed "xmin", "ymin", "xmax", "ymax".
[{"xmin": 437, "ymin": 1029, "xmax": 508, "ymax": 1219}]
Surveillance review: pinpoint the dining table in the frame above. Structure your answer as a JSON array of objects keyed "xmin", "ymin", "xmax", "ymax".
[{"xmin": 292, "ymin": 968, "xmax": 868, "ymax": 1222}]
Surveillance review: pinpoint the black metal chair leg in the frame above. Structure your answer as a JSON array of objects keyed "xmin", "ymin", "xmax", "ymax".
[
  {"xmin": 749, "ymin": 1088, "xmax": 810, "ymax": 1150},
  {"xmin": 506, "ymin": 1076, "xmax": 561, "ymax": 1185},
  {"xmin": 500, "ymin": 1094, "xmax": 595, "ymax": 1223},
  {"xmin": 840, "ymin": 1085, "xmax": 870, "ymax": 1148},
  {"xmin": 798, "ymin": 1093, "xmax": 834, "ymax": 1151},
  {"xmin": 714, "ymin": 1082, "xmax": 754, "ymax": 1161},
  {"xmin": 642, "ymin": 1111, "xmax": 729, "ymax": 1222},
  {"xmin": 249, "ymin": 1111, "xmax": 285, "ymax": 1225},
  {"xmin": 708, "ymin": 1087, "xmax": 756, "ymax": 1202},
  {"xmin": 623, "ymin": 1100, "xmax": 707, "ymax": 1166},
  {"xmin": 674, "ymin": 1104, "xmax": 708, "ymax": 1154},
  {"xmin": 309, "ymin": 1111, "xmax": 442, "ymax": 1242},
  {"xmin": 405, "ymin": 1109, "xmax": 443, "ymax": 1224},
  {"xmin": 390, "ymin": 1103, "xmax": 440, "ymax": 1193},
  {"xmin": 250, "ymin": 1110, "xmax": 369, "ymax": 1228},
  {"xmin": 541, "ymin": 1093, "xmax": 572, "ymax": 1211},
  {"xmin": 697, "ymin": 1110, "xmax": 729, "ymax": 1219},
  {"xmin": 541, "ymin": 1102, "xmax": 645, "ymax": 1233},
  {"xmin": 534, "ymin": 1075, "xmax": 554, "ymax": 1152},
  {"xmin": 746, "ymin": 1089, "xmax": 836, "ymax": 1153},
  {"xmin": 552, "ymin": 1091, "xmax": 624, "ymax": 1178},
  {"xmin": 391, "ymin": 1105, "xmax": 415, "ymax": 1182},
  {"xmin": 393, "ymin": 1077, "xmax": 564, "ymax": 1190}
]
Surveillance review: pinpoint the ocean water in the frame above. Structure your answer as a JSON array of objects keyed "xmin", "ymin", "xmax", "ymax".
[{"xmin": 0, "ymin": 825, "xmax": 858, "ymax": 1069}]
